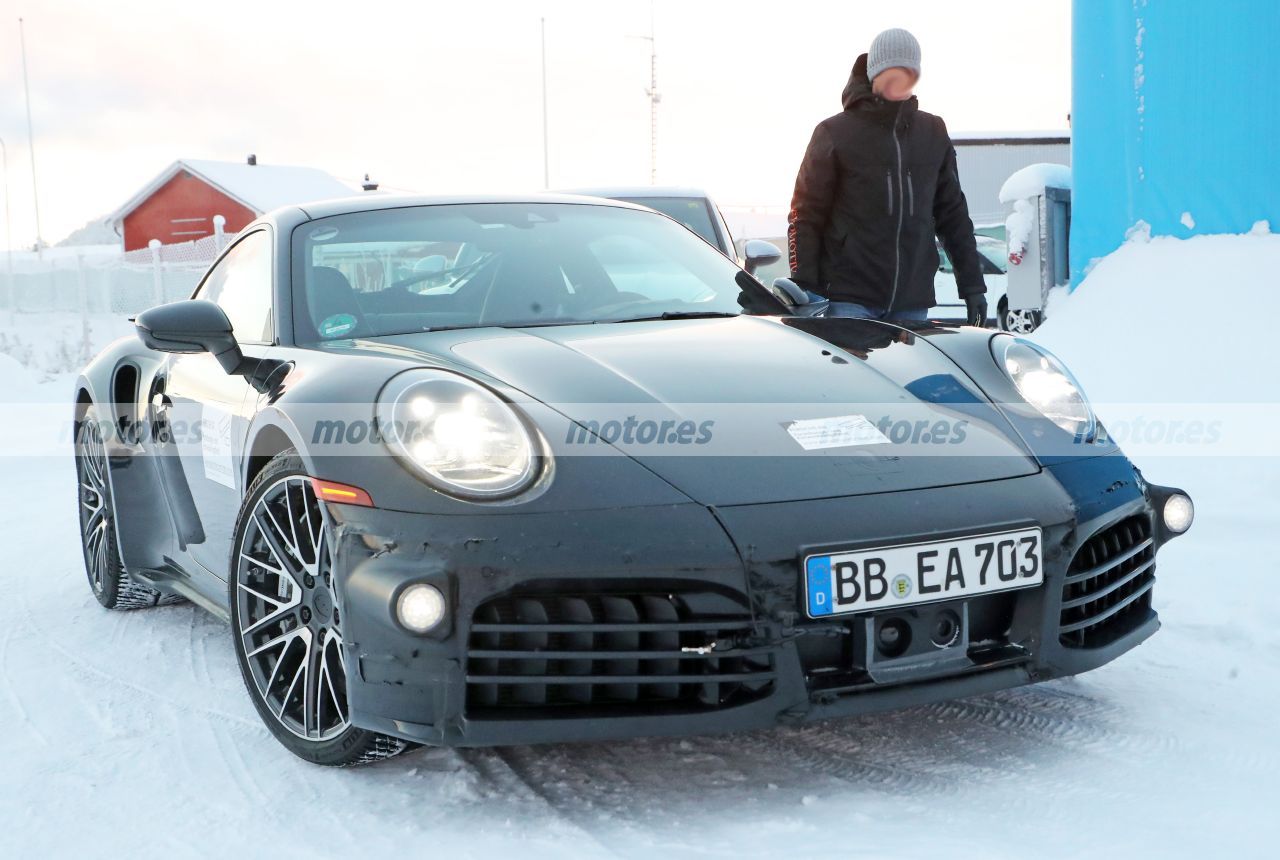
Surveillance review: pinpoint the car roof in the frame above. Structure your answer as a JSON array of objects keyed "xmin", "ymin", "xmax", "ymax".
[
  {"xmin": 282, "ymin": 192, "xmax": 650, "ymax": 222},
  {"xmin": 555, "ymin": 186, "xmax": 713, "ymax": 200}
]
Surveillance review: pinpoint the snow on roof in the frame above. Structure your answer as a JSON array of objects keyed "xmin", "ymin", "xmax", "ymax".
[
  {"xmin": 998, "ymin": 163, "xmax": 1073, "ymax": 203},
  {"xmin": 109, "ymin": 159, "xmax": 360, "ymax": 225},
  {"xmin": 952, "ymin": 130, "xmax": 1070, "ymax": 144}
]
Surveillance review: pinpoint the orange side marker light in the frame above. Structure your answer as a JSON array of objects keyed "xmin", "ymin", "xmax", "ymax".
[{"xmin": 310, "ymin": 478, "xmax": 374, "ymax": 508}]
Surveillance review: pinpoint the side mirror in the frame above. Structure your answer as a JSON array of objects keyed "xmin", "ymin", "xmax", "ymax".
[
  {"xmin": 771, "ymin": 277, "xmax": 808, "ymax": 305},
  {"xmin": 744, "ymin": 239, "xmax": 782, "ymax": 275},
  {"xmin": 135, "ymin": 300, "xmax": 244, "ymax": 375},
  {"xmin": 772, "ymin": 278, "xmax": 828, "ymax": 317}
]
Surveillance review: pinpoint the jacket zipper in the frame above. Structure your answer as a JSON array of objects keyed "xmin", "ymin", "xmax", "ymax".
[
  {"xmin": 888, "ymin": 103, "xmax": 905, "ymax": 312},
  {"xmin": 885, "ymin": 170, "xmax": 893, "ymax": 215},
  {"xmin": 907, "ymin": 169, "xmax": 915, "ymax": 216}
]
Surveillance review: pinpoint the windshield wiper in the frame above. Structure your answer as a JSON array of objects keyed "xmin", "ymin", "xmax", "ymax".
[
  {"xmin": 610, "ymin": 311, "xmax": 739, "ymax": 323},
  {"xmin": 421, "ymin": 318, "xmax": 586, "ymax": 333}
]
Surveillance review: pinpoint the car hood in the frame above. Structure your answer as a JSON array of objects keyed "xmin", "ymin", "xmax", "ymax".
[{"xmin": 374, "ymin": 316, "xmax": 1038, "ymax": 506}]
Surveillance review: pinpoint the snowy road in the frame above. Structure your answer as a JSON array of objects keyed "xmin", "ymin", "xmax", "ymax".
[{"xmin": 3, "ymin": 412, "xmax": 1277, "ymax": 857}]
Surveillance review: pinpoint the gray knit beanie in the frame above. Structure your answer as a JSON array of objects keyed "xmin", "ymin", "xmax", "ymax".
[{"xmin": 867, "ymin": 28, "xmax": 921, "ymax": 82}]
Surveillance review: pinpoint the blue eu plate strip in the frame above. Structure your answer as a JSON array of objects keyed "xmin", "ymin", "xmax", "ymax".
[{"xmin": 806, "ymin": 556, "xmax": 833, "ymax": 616}]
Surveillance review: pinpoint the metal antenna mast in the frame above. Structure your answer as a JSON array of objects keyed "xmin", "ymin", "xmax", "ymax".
[
  {"xmin": 541, "ymin": 17, "xmax": 550, "ymax": 189},
  {"xmin": 630, "ymin": 3, "xmax": 660, "ymax": 184},
  {"xmin": 18, "ymin": 17, "xmax": 44, "ymax": 255}
]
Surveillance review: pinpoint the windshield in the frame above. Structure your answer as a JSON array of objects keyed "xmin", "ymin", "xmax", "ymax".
[
  {"xmin": 975, "ymin": 237, "xmax": 1009, "ymax": 273},
  {"xmin": 292, "ymin": 203, "xmax": 779, "ymax": 342},
  {"xmin": 613, "ymin": 196, "xmax": 721, "ymax": 249}
]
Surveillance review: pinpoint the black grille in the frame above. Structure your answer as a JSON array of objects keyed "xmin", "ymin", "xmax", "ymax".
[
  {"xmin": 466, "ymin": 589, "xmax": 775, "ymax": 716},
  {"xmin": 1060, "ymin": 515, "xmax": 1156, "ymax": 648}
]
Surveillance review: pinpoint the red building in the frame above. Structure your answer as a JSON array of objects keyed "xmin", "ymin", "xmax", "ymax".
[{"xmin": 110, "ymin": 157, "xmax": 357, "ymax": 251}]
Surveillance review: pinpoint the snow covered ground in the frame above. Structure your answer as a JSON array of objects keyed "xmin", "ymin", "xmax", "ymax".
[{"xmin": 2, "ymin": 230, "xmax": 1278, "ymax": 857}]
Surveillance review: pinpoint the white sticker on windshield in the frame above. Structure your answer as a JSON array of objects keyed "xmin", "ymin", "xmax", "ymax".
[
  {"xmin": 202, "ymin": 405, "xmax": 236, "ymax": 490},
  {"xmin": 785, "ymin": 415, "xmax": 891, "ymax": 451}
]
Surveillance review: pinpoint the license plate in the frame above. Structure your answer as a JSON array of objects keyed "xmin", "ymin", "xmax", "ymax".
[{"xmin": 804, "ymin": 527, "xmax": 1043, "ymax": 617}]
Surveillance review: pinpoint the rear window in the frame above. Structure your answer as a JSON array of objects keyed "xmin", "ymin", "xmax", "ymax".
[{"xmin": 615, "ymin": 197, "xmax": 719, "ymax": 249}]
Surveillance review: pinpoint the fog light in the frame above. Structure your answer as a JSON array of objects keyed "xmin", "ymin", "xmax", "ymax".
[
  {"xmin": 1163, "ymin": 494, "xmax": 1195, "ymax": 533},
  {"xmin": 396, "ymin": 583, "xmax": 447, "ymax": 634}
]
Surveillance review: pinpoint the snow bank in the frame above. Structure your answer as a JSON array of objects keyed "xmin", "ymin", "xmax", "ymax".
[
  {"xmin": 0, "ymin": 311, "xmax": 135, "ymax": 380},
  {"xmin": 1031, "ymin": 228, "xmax": 1280, "ymax": 553},
  {"xmin": 0, "ymin": 353, "xmax": 40, "ymax": 402},
  {"xmin": 998, "ymin": 162, "xmax": 1072, "ymax": 204},
  {"xmin": 1031, "ymin": 229, "xmax": 1280, "ymax": 403}
]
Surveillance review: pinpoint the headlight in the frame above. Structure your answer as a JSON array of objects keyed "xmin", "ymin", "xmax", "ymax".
[
  {"xmin": 995, "ymin": 337, "xmax": 1096, "ymax": 438},
  {"xmin": 376, "ymin": 369, "xmax": 541, "ymax": 499}
]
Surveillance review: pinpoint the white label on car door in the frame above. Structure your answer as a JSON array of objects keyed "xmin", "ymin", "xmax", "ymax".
[
  {"xmin": 202, "ymin": 404, "xmax": 236, "ymax": 490},
  {"xmin": 785, "ymin": 415, "xmax": 891, "ymax": 451}
]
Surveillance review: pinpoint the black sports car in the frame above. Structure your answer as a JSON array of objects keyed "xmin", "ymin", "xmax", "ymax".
[{"xmin": 74, "ymin": 194, "xmax": 1193, "ymax": 766}]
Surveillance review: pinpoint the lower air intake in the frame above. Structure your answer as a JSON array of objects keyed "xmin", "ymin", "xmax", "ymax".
[
  {"xmin": 466, "ymin": 589, "xmax": 775, "ymax": 717},
  {"xmin": 1060, "ymin": 515, "xmax": 1156, "ymax": 648}
]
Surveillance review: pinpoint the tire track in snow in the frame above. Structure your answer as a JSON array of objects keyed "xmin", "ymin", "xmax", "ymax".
[
  {"xmin": 186, "ymin": 605, "xmax": 214, "ymax": 690},
  {"xmin": 13, "ymin": 587, "xmax": 263, "ymax": 734},
  {"xmin": 737, "ymin": 720, "xmax": 963, "ymax": 795},
  {"xmin": 456, "ymin": 747, "xmax": 621, "ymax": 857},
  {"xmin": 0, "ymin": 625, "xmax": 51, "ymax": 747},
  {"xmin": 210, "ymin": 721, "xmax": 274, "ymax": 813},
  {"xmin": 919, "ymin": 683, "xmax": 1183, "ymax": 762}
]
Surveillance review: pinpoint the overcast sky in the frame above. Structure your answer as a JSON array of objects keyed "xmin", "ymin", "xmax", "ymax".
[{"xmin": 0, "ymin": 0, "xmax": 1070, "ymax": 248}]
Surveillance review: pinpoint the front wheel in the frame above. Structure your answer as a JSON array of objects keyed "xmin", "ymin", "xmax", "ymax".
[{"xmin": 229, "ymin": 451, "xmax": 411, "ymax": 766}]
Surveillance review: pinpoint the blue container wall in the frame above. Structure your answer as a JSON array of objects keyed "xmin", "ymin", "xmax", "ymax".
[{"xmin": 1071, "ymin": 0, "xmax": 1280, "ymax": 285}]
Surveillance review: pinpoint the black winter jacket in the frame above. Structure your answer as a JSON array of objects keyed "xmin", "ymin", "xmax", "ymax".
[{"xmin": 787, "ymin": 54, "xmax": 986, "ymax": 310}]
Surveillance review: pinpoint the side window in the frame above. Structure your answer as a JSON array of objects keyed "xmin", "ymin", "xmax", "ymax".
[
  {"xmin": 196, "ymin": 231, "xmax": 273, "ymax": 344},
  {"xmin": 936, "ymin": 242, "xmax": 954, "ymax": 274}
]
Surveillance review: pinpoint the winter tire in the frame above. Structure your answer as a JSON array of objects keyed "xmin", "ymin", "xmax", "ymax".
[
  {"xmin": 229, "ymin": 450, "xmax": 412, "ymax": 766},
  {"xmin": 76, "ymin": 405, "xmax": 175, "ymax": 610}
]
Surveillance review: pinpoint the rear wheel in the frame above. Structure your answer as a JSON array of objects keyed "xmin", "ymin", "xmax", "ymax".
[
  {"xmin": 230, "ymin": 451, "xmax": 411, "ymax": 766},
  {"xmin": 76, "ymin": 406, "xmax": 173, "ymax": 609},
  {"xmin": 998, "ymin": 296, "xmax": 1042, "ymax": 333}
]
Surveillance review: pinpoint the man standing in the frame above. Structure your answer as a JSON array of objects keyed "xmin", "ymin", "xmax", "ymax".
[{"xmin": 788, "ymin": 28, "xmax": 987, "ymax": 324}]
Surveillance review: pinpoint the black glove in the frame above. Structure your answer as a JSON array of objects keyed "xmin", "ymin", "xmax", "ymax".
[{"xmin": 964, "ymin": 294, "xmax": 988, "ymax": 327}]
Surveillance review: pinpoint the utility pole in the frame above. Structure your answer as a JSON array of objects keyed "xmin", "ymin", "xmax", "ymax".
[
  {"xmin": 1, "ymin": 136, "xmax": 12, "ymax": 323},
  {"xmin": 541, "ymin": 17, "xmax": 550, "ymax": 189},
  {"xmin": 629, "ymin": 3, "xmax": 660, "ymax": 185},
  {"xmin": 19, "ymin": 17, "xmax": 44, "ymax": 257}
]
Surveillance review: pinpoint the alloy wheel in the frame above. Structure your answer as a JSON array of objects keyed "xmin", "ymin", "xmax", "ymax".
[
  {"xmin": 78, "ymin": 419, "xmax": 111, "ymax": 595},
  {"xmin": 235, "ymin": 476, "xmax": 350, "ymax": 741},
  {"xmin": 1005, "ymin": 308, "xmax": 1040, "ymax": 334}
]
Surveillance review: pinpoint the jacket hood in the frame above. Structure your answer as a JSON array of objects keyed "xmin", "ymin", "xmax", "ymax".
[
  {"xmin": 841, "ymin": 52, "xmax": 919, "ymax": 117},
  {"xmin": 841, "ymin": 53, "xmax": 874, "ymax": 110}
]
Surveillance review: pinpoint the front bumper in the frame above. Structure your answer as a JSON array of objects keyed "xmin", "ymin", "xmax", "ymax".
[{"xmin": 329, "ymin": 452, "xmax": 1183, "ymax": 747}]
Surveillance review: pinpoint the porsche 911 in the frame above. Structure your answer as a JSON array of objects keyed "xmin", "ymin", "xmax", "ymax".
[{"xmin": 73, "ymin": 194, "xmax": 1193, "ymax": 765}]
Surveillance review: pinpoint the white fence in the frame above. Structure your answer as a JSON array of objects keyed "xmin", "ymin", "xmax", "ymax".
[{"xmin": 1, "ymin": 232, "xmax": 234, "ymax": 318}]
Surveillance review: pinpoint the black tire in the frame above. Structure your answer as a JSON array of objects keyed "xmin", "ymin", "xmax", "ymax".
[
  {"xmin": 229, "ymin": 450, "xmax": 412, "ymax": 766},
  {"xmin": 75, "ymin": 405, "xmax": 177, "ymax": 610}
]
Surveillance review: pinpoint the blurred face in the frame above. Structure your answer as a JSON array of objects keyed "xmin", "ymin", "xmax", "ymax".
[{"xmin": 873, "ymin": 67, "xmax": 918, "ymax": 101}]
